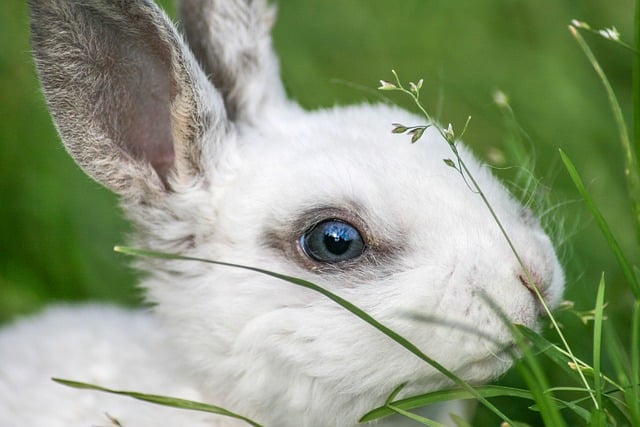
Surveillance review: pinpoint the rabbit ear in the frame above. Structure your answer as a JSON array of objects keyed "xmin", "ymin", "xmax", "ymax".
[
  {"xmin": 29, "ymin": 0, "xmax": 228, "ymax": 197},
  {"xmin": 178, "ymin": 0, "xmax": 287, "ymax": 123}
]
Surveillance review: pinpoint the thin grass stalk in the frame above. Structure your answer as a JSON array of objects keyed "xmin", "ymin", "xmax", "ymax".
[
  {"xmin": 603, "ymin": 321, "xmax": 634, "ymax": 424},
  {"xmin": 592, "ymin": 275, "xmax": 606, "ymax": 415},
  {"xmin": 514, "ymin": 362, "xmax": 568, "ymax": 426},
  {"xmin": 479, "ymin": 294, "xmax": 566, "ymax": 426},
  {"xmin": 361, "ymin": 386, "xmax": 530, "ymax": 421},
  {"xmin": 362, "ymin": 385, "xmax": 591, "ymax": 423},
  {"xmin": 634, "ymin": 0, "xmax": 640, "ymax": 234},
  {"xmin": 559, "ymin": 150, "xmax": 640, "ymax": 297},
  {"xmin": 516, "ymin": 324, "xmax": 624, "ymax": 393},
  {"xmin": 631, "ymin": 301, "xmax": 640, "ymax": 423},
  {"xmin": 385, "ymin": 406, "xmax": 446, "ymax": 427},
  {"xmin": 52, "ymin": 379, "xmax": 264, "ymax": 427},
  {"xmin": 569, "ymin": 25, "xmax": 640, "ymax": 246},
  {"xmin": 383, "ymin": 72, "xmax": 595, "ymax": 410}
]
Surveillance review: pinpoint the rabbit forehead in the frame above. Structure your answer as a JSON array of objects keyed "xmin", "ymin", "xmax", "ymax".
[{"xmin": 222, "ymin": 104, "xmax": 524, "ymax": 254}]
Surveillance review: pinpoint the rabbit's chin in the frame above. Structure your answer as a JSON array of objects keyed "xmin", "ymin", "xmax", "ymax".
[
  {"xmin": 148, "ymin": 269, "xmax": 536, "ymax": 426},
  {"xmin": 176, "ymin": 336, "xmax": 516, "ymax": 426}
]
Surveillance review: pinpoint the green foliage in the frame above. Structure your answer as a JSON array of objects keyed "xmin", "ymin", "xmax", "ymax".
[{"xmin": 372, "ymin": 14, "xmax": 640, "ymax": 422}]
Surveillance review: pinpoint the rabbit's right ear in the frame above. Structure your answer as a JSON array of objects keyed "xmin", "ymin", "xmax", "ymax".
[
  {"xmin": 28, "ymin": 0, "xmax": 228, "ymax": 198},
  {"xmin": 178, "ymin": 0, "xmax": 286, "ymax": 123}
]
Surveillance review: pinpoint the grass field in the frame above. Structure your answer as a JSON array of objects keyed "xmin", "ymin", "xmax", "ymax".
[{"xmin": 0, "ymin": 0, "xmax": 637, "ymax": 425}]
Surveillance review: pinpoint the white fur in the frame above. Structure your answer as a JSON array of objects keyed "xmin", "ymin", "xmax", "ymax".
[{"xmin": 2, "ymin": 0, "xmax": 564, "ymax": 426}]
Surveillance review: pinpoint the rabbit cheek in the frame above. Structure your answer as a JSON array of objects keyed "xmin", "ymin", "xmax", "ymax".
[{"xmin": 384, "ymin": 262, "xmax": 537, "ymax": 380}]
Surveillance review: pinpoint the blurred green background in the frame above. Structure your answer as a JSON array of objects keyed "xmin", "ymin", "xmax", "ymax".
[{"xmin": 0, "ymin": 0, "xmax": 637, "ymax": 424}]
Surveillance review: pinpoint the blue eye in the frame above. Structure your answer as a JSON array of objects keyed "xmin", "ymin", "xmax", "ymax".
[{"xmin": 300, "ymin": 220, "xmax": 365, "ymax": 263}]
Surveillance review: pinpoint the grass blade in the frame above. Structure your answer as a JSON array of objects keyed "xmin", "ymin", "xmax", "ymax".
[
  {"xmin": 515, "ymin": 326, "xmax": 577, "ymax": 371},
  {"xmin": 514, "ymin": 359, "xmax": 566, "ymax": 426},
  {"xmin": 114, "ymin": 246, "xmax": 515, "ymax": 425},
  {"xmin": 385, "ymin": 72, "xmax": 590, "ymax": 415},
  {"xmin": 52, "ymin": 378, "xmax": 263, "ymax": 427},
  {"xmin": 386, "ymin": 405, "xmax": 447, "ymax": 427},
  {"xmin": 361, "ymin": 385, "xmax": 591, "ymax": 423},
  {"xmin": 631, "ymin": 300, "xmax": 640, "ymax": 423},
  {"xmin": 450, "ymin": 413, "xmax": 474, "ymax": 427},
  {"xmin": 603, "ymin": 321, "xmax": 634, "ymax": 424},
  {"xmin": 516, "ymin": 325, "xmax": 624, "ymax": 394},
  {"xmin": 634, "ymin": 0, "xmax": 640, "ymax": 233},
  {"xmin": 591, "ymin": 274, "xmax": 606, "ymax": 423},
  {"xmin": 559, "ymin": 150, "xmax": 640, "ymax": 298},
  {"xmin": 478, "ymin": 293, "xmax": 568, "ymax": 426},
  {"xmin": 570, "ymin": 24, "xmax": 640, "ymax": 244},
  {"xmin": 360, "ymin": 386, "xmax": 529, "ymax": 422}
]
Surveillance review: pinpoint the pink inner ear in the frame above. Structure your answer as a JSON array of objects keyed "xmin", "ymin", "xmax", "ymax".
[
  {"xmin": 122, "ymin": 66, "xmax": 175, "ymax": 183},
  {"xmin": 114, "ymin": 32, "xmax": 176, "ymax": 187},
  {"xmin": 29, "ymin": 0, "xmax": 207, "ymax": 195}
]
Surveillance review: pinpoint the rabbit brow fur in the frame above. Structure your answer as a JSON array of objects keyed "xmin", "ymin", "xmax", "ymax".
[{"xmin": 0, "ymin": 0, "xmax": 565, "ymax": 426}]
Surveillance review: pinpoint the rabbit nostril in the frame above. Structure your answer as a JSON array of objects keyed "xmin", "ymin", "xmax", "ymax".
[
  {"xmin": 519, "ymin": 274, "xmax": 535, "ymax": 296},
  {"xmin": 518, "ymin": 271, "xmax": 546, "ymax": 302},
  {"xmin": 519, "ymin": 272, "xmax": 551, "ymax": 316}
]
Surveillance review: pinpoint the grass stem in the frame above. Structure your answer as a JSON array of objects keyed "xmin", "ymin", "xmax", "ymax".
[
  {"xmin": 386, "ymin": 71, "xmax": 595, "ymax": 412},
  {"xmin": 631, "ymin": 301, "xmax": 640, "ymax": 423},
  {"xmin": 634, "ymin": 1, "xmax": 640, "ymax": 224},
  {"xmin": 592, "ymin": 275, "xmax": 606, "ymax": 414},
  {"xmin": 569, "ymin": 24, "xmax": 640, "ymax": 247}
]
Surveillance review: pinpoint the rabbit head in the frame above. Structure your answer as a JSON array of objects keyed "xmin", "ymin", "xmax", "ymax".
[{"xmin": 29, "ymin": 0, "xmax": 564, "ymax": 425}]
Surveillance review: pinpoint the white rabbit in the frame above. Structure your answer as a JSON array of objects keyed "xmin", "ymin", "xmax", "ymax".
[{"xmin": 0, "ymin": 0, "xmax": 564, "ymax": 426}]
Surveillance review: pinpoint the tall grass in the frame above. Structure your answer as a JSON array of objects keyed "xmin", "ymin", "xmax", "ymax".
[
  {"xmin": 355, "ymin": 19, "xmax": 640, "ymax": 419},
  {"xmin": 364, "ymin": 12, "xmax": 640, "ymax": 425}
]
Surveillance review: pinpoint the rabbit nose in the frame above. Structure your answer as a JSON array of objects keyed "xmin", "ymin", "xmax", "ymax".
[{"xmin": 517, "ymin": 267, "xmax": 551, "ymax": 307}]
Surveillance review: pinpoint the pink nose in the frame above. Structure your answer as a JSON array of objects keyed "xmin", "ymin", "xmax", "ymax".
[{"xmin": 518, "ymin": 268, "xmax": 549, "ymax": 303}]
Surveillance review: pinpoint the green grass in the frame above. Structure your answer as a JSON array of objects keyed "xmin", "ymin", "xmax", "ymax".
[
  {"xmin": 370, "ymin": 10, "xmax": 640, "ymax": 425},
  {"xmin": 1, "ymin": 0, "xmax": 638, "ymax": 425}
]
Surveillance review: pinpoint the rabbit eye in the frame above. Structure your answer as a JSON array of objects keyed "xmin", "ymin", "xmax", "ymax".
[{"xmin": 300, "ymin": 219, "xmax": 365, "ymax": 263}]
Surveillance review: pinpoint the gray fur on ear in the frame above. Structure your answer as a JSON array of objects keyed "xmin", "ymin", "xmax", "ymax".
[
  {"xmin": 29, "ymin": 0, "xmax": 227, "ymax": 196},
  {"xmin": 178, "ymin": 0, "xmax": 287, "ymax": 123}
]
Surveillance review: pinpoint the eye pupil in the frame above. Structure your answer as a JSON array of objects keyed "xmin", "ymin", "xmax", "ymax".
[
  {"xmin": 323, "ymin": 223, "xmax": 355, "ymax": 255},
  {"xmin": 301, "ymin": 220, "xmax": 365, "ymax": 263}
]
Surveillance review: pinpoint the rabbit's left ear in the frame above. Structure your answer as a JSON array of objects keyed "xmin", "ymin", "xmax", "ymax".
[
  {"xmin": 29, "ymin": 0, "xmax": 228, "ymax": 197},
  {"xmin": 179, "ymin": 0, "xmax": 287, "ymax": 123}
]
